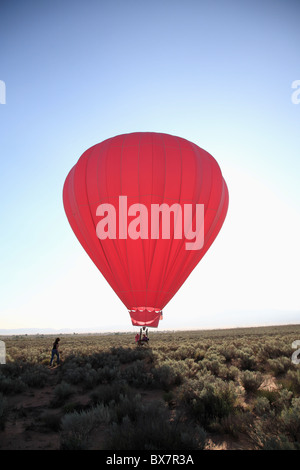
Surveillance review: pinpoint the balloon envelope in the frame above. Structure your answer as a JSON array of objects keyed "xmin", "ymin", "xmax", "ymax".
[{"xmin": 63, "ymin": 132, "xmax": 229, "ymax": 327}]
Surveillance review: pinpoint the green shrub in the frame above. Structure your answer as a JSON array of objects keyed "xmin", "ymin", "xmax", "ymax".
[
  {"xmin": 21, "ymin": 365, "xmax": 49, "ymax": 388},
  {"xmin": 62, "ymin": 363, "xmax": 98, "ymax": 389},
  {"xmin": 105, "ymin": 404, "xmax": 207, "ymax": 450},
  {"xmin": 109, "ymin": 394, "xmax": 144, "ymax": 424},
  {"xmin": 201, "ymin": 355, "xmax": 224, "ymax": 376},
  {"xmin": 152, "ymin": 363, "xmax": 183, "ymax": 390},
  {"xmin": 0, "ymin": 361, "xmax": 25, "ymax": 378},
  {"xmin": 178, "ymin": 376, "xmax": 237, "ymax": 428},
  {"xmin": 194, "ymin": 348, "xmax": 206, "ymax": 361},
  {"xmin": 261, "ymin": 435, "xmax": 298, "ymax": 450},
  {"xmin": 121, "ymin": 360, "xmax": 153, "ymax": 388},
  {"xmin": 60, "ymin": 403, "xmax": 111, "ymax": 450},
  {"xmin": 260, "ymin": 340, "xmax": 291, "ymax": 360},
  {"xmin": 182, "ymin": 358, "xmax": 200, "ymax": 379},
  {"xmin": 0, "ymin": 373, "xmax": 26, "ymax": 395},
  {"xmin": 283, "ymin": 369, "xmax": 300, "ymax": 394},
  {"xmin": 274, "ymin": 389, "xmax": 293, "ymax": 413},
  {"xmin": 210, "ymin": 410, "xmax": 253, "ymax": 438},
  {"xmin": 53, "ymin": 381, "xmax": 74, "ymax": 406},
  {"xmin": 240, "ymin": 371, "xmax": 263, "ymax": 393},
  {"xmin": 280, "ymin": 398, "xmax": 300, "ymax": 440},
  {"xmin": 253, "ymin": 396, "xmax": 271, "ymax": 416},
  {"xmin": 267, "ymin": 357, "xmax": 291, "ymax": 376},
  {"xmin": 96, "ymin": 365, "xmax": 120, "ymax": 384},
  {"xmin": 90, "ymin": 382, "xmax": 131, "ymax": 406},
  {"xmin": 110, "ymin": 346, "xmax": 152, "ymax": 364},
  {"xmin": 173, "ymin": 345, "xmax": 196, "ymax": 361},
  {"xmin": 0, "ymin": 362, "xmax": 48, "ymax": 393},
  {"xmin": 256, "ymin": 388, "xmax": 279, "ymax": 406},
  {"xmin": 218, "ymin": 365, "xmax": 239, "ymax": 381},
  {"xmin": 238, "ymin": 351, "xmax": 257, "ymax": 371},
  {"xmin": 219, "ymin": 345, "xmax": 238, "ymax": 362}
]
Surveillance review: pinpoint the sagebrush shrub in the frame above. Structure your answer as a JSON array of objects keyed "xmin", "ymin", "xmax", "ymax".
[
  {"xmin": 210, "ymin": 410, "xmax": 253, "ymax": 437},
  {"xmin": 178, "ymin": 375, "xmax": 237, "ymax": 427},
  {"xmin": 267, "ymin": 357, "xmax": 291, "ymax": 376},
  {"xmin": 53, "ymin": 381, "xmax": 74, "ymax": 405},
  {"xmin": 275, "ymin": 389, "xmax": 293, "ymax": 413},
  {"xmin": 105, "ymin": 404, "xmax": 206, "ymax": 450},
  {"xmin": 284, "ymin": 369, "xmax": 300, "ymax": 394},
  {"xmin": 280, "ymin": 398, "xmax": 300, "ymax": 440},
  {"xmin": 253, "ymin": 396, "xmax": 271, "ymax": 416},
  {"xmin": 240, "ymin": 371, "xmax": 263, "ymax": 393},
  {"xmin": 238, "ymin": 351, "xmax": 257, "ymax": 371},
  {"xmin": 0, "ymin": 362, "xmax": 48, "ymax": 394},
  {"xmin": 261, "ymin": 435, "xmax": 298, "ymax": 450},
  {"xmin": 219, "ymin": 344, "xmax": 238, "ymax": 362},
  {"xmin": 120, "ymin": 360, "xmax": 153, "ymax": 387},
  {"xmin": 218, "ymin": 365, "xmax": 239, "ymax": 381},
  {"xmin": 201, "ymin": 355, "xmax": 224, "ymax": 376},
  {"xmin": 90, "ymin": 382, "xmax": 131, "ymax": 406},
  {"xmin": 152, "ymin": 363, "xmax": 183, "ymax": 390},
  {"xmin": 0, "ymin": 373, "xmax": 26, "ymax": 395},
  {"xmin": 60, "ymin": 403, "xmax": 111, "ymax": 449},
  {"xmin": 21, "ymin": 365, "xmax": 49, "ymax": 388},
  {"xmin": 260, "ymin": 339, "xmax": 291, "ymax": 360}
]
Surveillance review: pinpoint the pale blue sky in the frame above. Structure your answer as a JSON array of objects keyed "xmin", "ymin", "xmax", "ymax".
[{"xmin": 0, "ymin": 0, "xmax": 299, "ymax": 332}]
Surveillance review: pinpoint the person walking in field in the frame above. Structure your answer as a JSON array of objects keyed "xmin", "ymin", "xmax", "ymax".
[{"xmin": 50, "ymin": 337, "xmax": 60, "ymax": 367}]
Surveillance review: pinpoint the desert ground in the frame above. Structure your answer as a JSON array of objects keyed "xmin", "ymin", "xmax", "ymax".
[{"xmin": 0, "ymin": 324, "xmax": 300, "ymax": 450}]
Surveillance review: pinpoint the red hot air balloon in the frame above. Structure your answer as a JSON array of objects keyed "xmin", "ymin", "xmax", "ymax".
[{"xmin": 63, "ymin": 132, "xmax": 228, "ymax": 328}]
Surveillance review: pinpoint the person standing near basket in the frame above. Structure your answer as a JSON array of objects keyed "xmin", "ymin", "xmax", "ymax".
[{"xmin": 50, "ymin": 337, "xmax": 60, "ymax": 367}]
